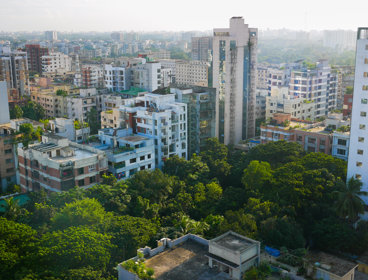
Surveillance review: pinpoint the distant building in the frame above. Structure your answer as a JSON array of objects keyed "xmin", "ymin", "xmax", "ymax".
[
  {"xmin": 111, "ymin": 32, "xmax": 124, "ymax": 42},
  {"xmin": 191, "ymin": 36, "xmax": 213, "ymax": 61},
  {"xmin": 347, "ymin": 28, "xmax": 368, "ymax": 202},
  {"xmin": 25, "ymin": 44, "xmax": 49, "ymax": 74},
  {"xmin": 343, "ymin": 93, "xmax": 353, "ymax": 117},
  {"xmin": 45, "ymin": 31, "xmax": 58, "ymax": 41},
  {"xmin": 18, "ymin": 134, "xmax": 108, "ymax": 192},
  {"xmin": 323, "ymin": 30, "xmax": 356, "ymax": 51},
  {"xmin": 118, "ymin": 231, "xmax": 260, "ymax": 280},
  {"xmin": 104, "ymin": 64, "xmax": 130, "ymax": 92},
  {"xmin": 96, "ymin": 128, "xmax": 155, "ymax": 180},
  {"xmin": 213, "ymin": 17, "xmax": 258, "ymax": 144},
  {"xmin": 0, "ymin": 50, "xmax": 29, "ymax": 102},
  {"xmin": 175, "ymin": 60, "xmax": 209, "ymax": 87},
  {"xmin": 42, "ymin": 52, "xmax": 72, "ymax": 74},
  {"xmin": 74, "ymin": 64, "xmax": 104, "ymax": 88}
]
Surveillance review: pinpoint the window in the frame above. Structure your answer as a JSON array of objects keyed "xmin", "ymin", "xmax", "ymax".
[
  {"xmin": 361, "ymin": 111, "xmax": 367, "ymax": 117},
  {"xmin": 5, "ymin": 158, "xmax": 12, "ymax": 164},
  {"xmin": 130, "ymin": 158, "xmax": 136, "ymax": 164},
  {"xmin": 320, "ymin": 139, "xmax": 326, "ymax": 145},
  {"xmin": 337, "ymin": 139, "xmax": 347, "ymax": 146},
  {"xmin": 337, "ymin": 149, "xmax": 346, "ymax": 155},
  {"xmin": 360, "ymin": 124, "xmax": 366, "ymax": 130},
  {"xmin": 148, "ymin": 154, "xmax": 151, "ymax": 159},
  {"xmin": 90, "ymin": 176, "xmax": 96, "ymax": 183},
  {"xmin": 148, "ymin": 164, "xmax": 152, "ymax": 169},
  {"xmin": 363, "ymin": 85, "xmax": 368, "ymax": 91},
  {"xmin": 357, "ymin": 162, "xmax": 363, "ymax": 167},
  {"xmin": 88, "ymin": 165, "xmax": 95, "ymax": 171},
  {"xmin": 5, "ymin": 149, "xmax": 12, "ymax": 154},
  {"xmin": 78, "ymin": 167, "xmax": 84, "ymax": 175},
  {"xmin": 362, "ymin": 98, "xmax": 368, "ymax": 104},
  {"xmin": 140, "ymin": 156, "xmax": 145, "ymax": 161},
  {"xmin": 364, "ymin": 72, "xmax": 368, "ymax": 78},
  {"xmin": 358, "ymin": 149, "xmax": 364, "ymax": 155},
  {"xmin": 365, "ymin": 58, "xmax": 368, "ymax": 64},
  {"xmin": 78, "ymin": 179, "xmax": 85, "ymax": 186},
  {"xmin": 359, "ymin": 137, "xmax": 365, "ymax": 143},
  {"xmin": 356, "ymin": 174, "xmax": 362, "ymax": 180}
]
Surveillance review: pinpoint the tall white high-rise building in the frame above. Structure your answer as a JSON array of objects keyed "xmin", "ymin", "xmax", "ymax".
[
  {"xmin": 0, "ymin": 82, "xmax": 10, "ymax": 124},
  {"xmin": 45, "ymin": 31, "xmax": 58, "ymax": 41},
  {"xmin": 212, "ymin": 17, "xmax": 257, "ymax": 145},
  {"xmin": 347, "ymin": 28, "xmax": 368, "ymax": 203}
]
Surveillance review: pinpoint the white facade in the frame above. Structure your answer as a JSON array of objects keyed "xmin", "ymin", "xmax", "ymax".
[
  {"xmin": 49, "ymin": 118, "xmax": 90, "ymax": 143},
  {"xmin": 213, "ymin": 17, "xmax": 258, "ymax": 144},
  {"xmin": 42, "ymin": 52, "xmax": 72, "ymax": 74},
  {"xmin": 266, "ymin": 86, "xmax": 314, "ymax": 120},
  {"xmin": 104, "ymin": 64, "xmax": 129, "ymax": 92},
  {"xmin": 118, "ymin": 93, "xmax": 187, "ymax": 168},
  {"xmin": 131, "ymin": 62, "xmax": 161, "ymax": 92},
  {"xmin": 98, "ymin": 128, "xmax": 155, "ymax": 180},
  {"xmin": 332, "ymin": 131, "xmax": 350, "ymax": 161},
  {"xmin": 45, "ymin": 31, "xmax": 57, "ymax": 41},
  {"xmin": 347, "ymin": 28, "xmax": 368, "ymax": 202},
  {"xmin": 175, "ymin": 60, "xmax": 209, "ymax": 87},
  {"xmin": 0, "ymin": 82, "xmax": 10, "ymax": 125},
  {"xmin": 74, "ymin": 64, "xmax": 104, "ymax": 88}
]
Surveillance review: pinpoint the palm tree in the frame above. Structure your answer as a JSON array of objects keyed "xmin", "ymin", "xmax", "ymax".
[{"xmin": 335, "ymin": 177, "xmax": 368, "ymax": 222}]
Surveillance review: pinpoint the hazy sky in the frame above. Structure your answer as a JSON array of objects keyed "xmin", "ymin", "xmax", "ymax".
[{"xmin": 0, "ymin": 0, "xmax": 367, "ymax": 32}]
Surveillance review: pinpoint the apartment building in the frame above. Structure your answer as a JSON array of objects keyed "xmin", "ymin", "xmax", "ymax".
[
  {"xmin": 260, "ymin": 113, "xmax": 348, "ymax": 155},
  {"xmin": 332, "ymin": 131, "xmax": 350, "ymax": 161},
  {"xmin": 131, "ymin": 61, "xmax": 161, "ymax": 92},
  {"xmin": 175, "ymin": 60, "xmax": 209, "ymax": 87},
  {"xmin": 45, "ymin": 31, "xmax": 57, "ymax": 41},
  {"xmin": 170, "ymin": 86, "xmax": 216, "ymax": 157},
  {"xmin": 0, "ymin": 124, "xmax": 18, "ymax": 192},
  {"xmin": 18, "ymin": 134, "xmax": 107, "ymax": 192},
  {"xmin": 257, "ymin": 66, "xmax": 269, "ymax": 89},
  {"xmin": 213, "ymin": 17, "xmax": 258, "ymax": 144},
  {"xmin": 191, "ymin": 36, "xmax": 213, "ymax": 61},
  {"xmin": 104, "ymin": 64, "xmax": 130, "ymax": 92},
  {"xmin": 101, "ymin": 93, "xmax": 187, "ymax": 168},
  {"xmin": 25, "ymin": 44, "xmax": 49, "ymax": 74},
  {"xmin": 96, "ymin": 128, "xmax": 155, "ymax": 180},
  {"xmin": 266, "ymin": 86, "xmax": 314, "ymax": 120},
  {"xmin": 288, "ymin": 60, "xmax": 338, "ymax": 119},
  {"xmin": 74, "ymin": 64, "xmax": 104, "ymax": 88},
  {"xmin": 42, "ymin": 52, "xmax": 72, "ymax": 74},
  {"xmin": 0, "ymin": 49, "xmax": 29, "ymax": 102},
  {"xmin": 49, "ymin": 118, "xmax": 90, "ymax": 143},
  {"xmin": 347, "ymin": 28, "xmax": 368, "ymax": 201},
  {"xmin": 255, "ymin": 90, "xmax": 267, "ymax": 120}
]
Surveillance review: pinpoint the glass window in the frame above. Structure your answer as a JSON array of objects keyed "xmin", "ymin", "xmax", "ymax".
[
  {"xmin": 357, "ymin": 162, "xmax": 363, "ymax": 167},
  {"xmin": 360, "ymin": 124, "xmax": 366, "ymax": 130},
  {"xmin": 359, "ymin": 137, "xmax": 365, "ymax": 142},
  {"xmin": 337, "ymin": 139, "xmax": 347, "ymax": 146},
  {"xmin": 361, "ymin": 111, "xmax": 367, "ymax": 117},
  {"xmin": 362, "ymin": 98, "xmax": 368, "ymax": 104},
  {"xmin": 358, "ymin": 149, "xmax": 364, "ymax": 155}
]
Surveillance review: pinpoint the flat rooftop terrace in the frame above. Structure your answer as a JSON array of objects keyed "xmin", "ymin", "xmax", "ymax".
[
  {"xmin": 145, "ymin": 240, "xmax": 229, "ymax": 280},
  {"xmin": 212, "ymin": 232, "xmax": 255, "ymax": 252}
]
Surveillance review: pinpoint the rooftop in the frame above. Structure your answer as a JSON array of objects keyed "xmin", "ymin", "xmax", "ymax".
[
  {"xmin": 120, "ymin": 135, "xmax": 147, "ymax": 142},
  {"xmin": 308, "ymin": 251, "xmax": 357, "ymax": 277},
  {"xmin": 144, "ymin": 240, "xmax": 228, "ymax": 280},
  {"xmin": 211, "ymin": 231, "xmax": 257, "ymax": 252}
]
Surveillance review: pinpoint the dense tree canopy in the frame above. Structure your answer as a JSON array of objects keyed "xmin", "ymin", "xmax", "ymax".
[{"xmin": 1, "ymin": 140, "xmax": 366, "ymax": 280}]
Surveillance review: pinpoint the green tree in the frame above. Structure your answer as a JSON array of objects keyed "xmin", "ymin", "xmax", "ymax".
[
  {"xmin": 242, "ymin": 161, "xmax": 273, "ymax": 194},
  {"xmin": 51, "ymin": 198, "xmax": 112, "ymax": 230},
  {"xmin": 56, "ymin": 89, "xmax": 68, "ymax": 97},
  {"xmin": 86, "ymin": 107, "xmax": 100, "ymax": 134},
  {"xmin": 10, "ymin": 105, "xmax": 23, "ymax": 119},
  {"xmin": 1, "ymin": 197, "xmax": 22, "ymax": 220},
  {"xmin": 335, "ymin": 177, "xmax": 368, "ymax": 222},
  {"xmin": 22, "ymin": 101, "xmax": 45, "ymax": 121},
  {"xmin": 37, "ymin": 226, "xmax": 115, "ymax": 273},
  {"xmin": 0, "ymin": 218, "xmax": 38, "ymax": 278}
]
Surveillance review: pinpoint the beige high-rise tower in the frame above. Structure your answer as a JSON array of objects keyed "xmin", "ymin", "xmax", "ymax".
[{"xmin": 213, "ymin": 17, "xmax": 257, "ymax": 145}]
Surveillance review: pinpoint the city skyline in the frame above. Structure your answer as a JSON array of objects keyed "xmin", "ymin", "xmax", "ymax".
[{"xmin": 1, "ymin": 0, "xmax": 367, "ymax": 32}]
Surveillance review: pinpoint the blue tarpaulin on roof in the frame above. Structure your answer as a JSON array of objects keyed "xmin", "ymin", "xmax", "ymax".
[{"xmin": 265, "ymin": 246, "xmax": 281, "ymax": 257}]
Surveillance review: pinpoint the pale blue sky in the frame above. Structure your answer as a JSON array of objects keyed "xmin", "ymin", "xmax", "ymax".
[{"xmin": 0, "ymin": 0, "xmax": 366, "ymax": 32}]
